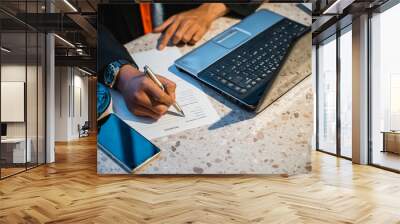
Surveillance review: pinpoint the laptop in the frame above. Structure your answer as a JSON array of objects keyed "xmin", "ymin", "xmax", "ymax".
[{"xmin": 174, "ymin": 9, "xmax": 310, "ymax": 112}]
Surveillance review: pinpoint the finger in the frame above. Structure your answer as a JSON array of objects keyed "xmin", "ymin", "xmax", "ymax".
[
  {"xmin": 131, "ymin": 91, "xmax": 153, "ymax": 109},
  {"xmin": 182, "ymin": 25, "xmax": 198, "ymax": 43},
  {"xmin": 144, "ymin": 81, "xmax": 174, "ymax": 106},
  {"xmin": 150, "ymin": 103, "xmax": 169, "ymax": 115},
  {"xmin": 130, "ymin": 105, "xmax": 161, "ymax": 120},
  {"xmin": 158, "ymin": 18, "xmax": 180, "ymax": 50},
  {"xmin": 132, "ymin": 91, "xmax": 169, "ymax": 115},
  {"xmin": 153, "ymin": 15, "xmax": 176, "ymax": 33},
  {"xmin": 173, "ymin": 20, "xmax": 192, "ymax": 45},
  {"xmin": 157, "ymin": 76, "xmax": 176, "ymax": 101},
  {"xmin": 190, "ymin": 28, "xmax": 207, "ymax": 45},
  {"xmin": 134, "ymin": 99, "xmax": 169, "ymax": 116}
]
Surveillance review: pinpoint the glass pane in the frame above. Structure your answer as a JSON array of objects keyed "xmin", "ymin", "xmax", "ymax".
[
  {"xmin": 1, "ymin": 30, "xmax": 27, "ymax": 177},
  {"xmin": 371, "ymin": 3, "xmax": 400, "ymax": 171},
  {"xmin": 38, "ymin": 32, "xmax": 45, "ymax": 165},
  {"xmin": 26, "ymin": 0, "xmax": 39, "ymax": 169},
  {"xmin": 340, "ymin": 28, "xmax": 352, "ymax": 158},
  {"xmin": 27, "ymin": 31, "xmax": 38, "ymax": 169},
  {"xmin": 317, "ymin": 36, "xmax": 337, "ymax": 154}
]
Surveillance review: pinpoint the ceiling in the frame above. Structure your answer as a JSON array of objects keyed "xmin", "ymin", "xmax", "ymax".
[
  {"xmin": 1, "ymin": 32, "xmax": 45, "ymax": 64},
  {"xmin": 0, "ymin": 0, "xmax": 101, "ymax": 71},
  {"xmin": 0, "ymin": 0, "xmax": 394, "ymax": 69}
]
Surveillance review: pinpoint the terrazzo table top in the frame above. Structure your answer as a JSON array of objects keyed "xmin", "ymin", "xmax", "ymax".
[{"xmin": 98, "ymin": 3, "xmax": 313, "ymax": 175}]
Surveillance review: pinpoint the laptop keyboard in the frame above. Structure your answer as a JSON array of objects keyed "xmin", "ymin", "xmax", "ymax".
[{"xmin": 199, "ymin": 18, "xmax": 308, "ymax": 98}]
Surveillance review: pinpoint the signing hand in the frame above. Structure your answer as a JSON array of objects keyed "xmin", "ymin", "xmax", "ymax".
[
  {"xmin": 116, "ymin": 65, "xmax": 176, "ymax": 120},
  {"xmin": 154, "ymin": 3, "xmax": 229, "ymax": 50}
]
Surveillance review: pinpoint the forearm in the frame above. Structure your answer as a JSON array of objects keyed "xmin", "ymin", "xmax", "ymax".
[
  {"xmin": 199, "ymin": 3, "xmax": 230, "ymax": 23},
  {"xmin": 97, "ymin": 24, "xmax": 138, "ymax": 84}
]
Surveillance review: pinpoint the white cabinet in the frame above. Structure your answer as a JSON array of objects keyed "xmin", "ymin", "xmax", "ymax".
[{"xmin": 1, "ymin": 138, "xmax": 32, "ymax": 163}]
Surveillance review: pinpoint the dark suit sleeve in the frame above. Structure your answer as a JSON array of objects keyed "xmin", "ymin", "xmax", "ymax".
[
  {"xmin": 225, "ymin": 3, "xmax": 261, "ymax": 17},
  {"xmin": 97, "ymin": 24, "xmax": 138, "ymax": 84}
]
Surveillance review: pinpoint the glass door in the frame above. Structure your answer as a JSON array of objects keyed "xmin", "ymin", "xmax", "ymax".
[
  {"xmin": 1, "ymin": 31, "xmax": 28, "ymax": 178},
  {"xmin": 0, "ymin": 0, "xmax": 46, "ymax": 179}
]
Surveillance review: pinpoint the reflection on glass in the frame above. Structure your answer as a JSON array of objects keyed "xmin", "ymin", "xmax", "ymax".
[
  {"xmin": 0, "ymin": 1, "xmax": 47, "ymax": 179},
  {"xmin": 371, "ymin": 3, "xmax": 400, "ymax": 171},
  {"xmin": 340, "ymin": 28, "xmax": 352, "ymax": 158},
  {"xmin": 318, "ymin": 36, "xmax": 337, "ymax": 154},
  {"xmin": 1, "ymin": 31, "xmax": 27, "ymax": 177}
]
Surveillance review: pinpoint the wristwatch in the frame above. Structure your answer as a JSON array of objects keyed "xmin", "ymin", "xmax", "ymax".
[
  {"xmin": 103, "ymin": 59, "xmax": 133, "ymax": 88},
  {"xmin": 97, "ymin": 82, "xmax": 112, "ymax": 120}
]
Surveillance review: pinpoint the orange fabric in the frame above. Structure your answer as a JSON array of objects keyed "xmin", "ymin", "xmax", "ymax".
[{"xmin": 139, "ymin": 3, "xmax": 152, "ymax": 34}]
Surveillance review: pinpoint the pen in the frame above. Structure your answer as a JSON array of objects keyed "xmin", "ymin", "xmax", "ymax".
[{"xmin": 143, "ymin": 65, "xmax": 185, "ymax": 117}]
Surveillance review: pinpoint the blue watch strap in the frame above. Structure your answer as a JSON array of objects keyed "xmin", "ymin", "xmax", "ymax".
[
  {"xmin": 103, "ymin": 59, "xmax": 132, "ymax": 88},
  {"xmin": 97, "ymin": 82, "xmax": 111, "ymax": 119}
]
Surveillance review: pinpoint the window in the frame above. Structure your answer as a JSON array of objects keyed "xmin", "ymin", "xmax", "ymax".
[
  {"xmin": 339, "ymin": 26, "xmax": 352, "ymax": 158},
  {"xmin": 370, "ymin": 2, "xmax": 400, "ymax": 171},
  {"xmin": 316, "ymin": 24, "xmax": 353, "ymax": 159},
  {"xmin": 317, "ymin": 35, "xmax": 337, "ymax": 154},
  {"xmin": 390, "ymin": 75, "xmax": 400, "ymax": 130}
]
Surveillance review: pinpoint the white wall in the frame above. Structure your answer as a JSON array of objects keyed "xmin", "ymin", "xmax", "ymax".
[
  {"xmin": 1, "ymin": 65, "xmax": 26, "ymax": 139},
  {"xmin": 54, "ymin": 67, "xmax": 89, "ymax": 141},
  {"xmin": 55, "ymin": 66, "xmax": 69, "ymax": 141},
  {"xmin": 1, "ymin": 65, "xmax": 39, "ymax": 138}
]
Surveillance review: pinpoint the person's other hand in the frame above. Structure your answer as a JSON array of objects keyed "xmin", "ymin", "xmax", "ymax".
[
  {"xmin": 154, "ymin": 3, "xmax": 229, "ymax": 50},
  {"xmin": 116, "ymin": 65, "xmax": 176, "ymax": 119}
]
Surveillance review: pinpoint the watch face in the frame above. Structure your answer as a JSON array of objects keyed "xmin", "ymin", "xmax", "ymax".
[{"xmin": 104, "ymin": 60, "xmax": 131, "ymax": 87}]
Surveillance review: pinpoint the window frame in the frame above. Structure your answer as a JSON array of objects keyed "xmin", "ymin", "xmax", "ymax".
[
  {"xmin": 0, "ymin": 0, "xmax": 48, "ymax": 180},
  {"xmin": 315, "ymin": 23, "xmax": 353, "ymax": 160}
]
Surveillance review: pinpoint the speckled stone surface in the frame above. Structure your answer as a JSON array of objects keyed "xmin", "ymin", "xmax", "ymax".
[{"xmin": 97, "ymin": 4, "xmax": 313, "ymax": 175}]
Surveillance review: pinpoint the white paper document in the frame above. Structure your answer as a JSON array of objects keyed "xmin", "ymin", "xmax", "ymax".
[{"xmin": 110, "ymin": 47, "xmax": 220, "ymax": 139}]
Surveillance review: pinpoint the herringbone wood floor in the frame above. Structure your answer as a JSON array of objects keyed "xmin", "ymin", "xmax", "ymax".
[{"xmin": 1, "ymin": 136, "xmax": 400, "ymax": 224}]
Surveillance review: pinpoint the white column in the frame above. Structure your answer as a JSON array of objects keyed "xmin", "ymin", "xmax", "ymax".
[
  {"xmin": 352, "ymin": 14, "xmax": 369, "ymax": 164},
  {"xmin": 46, "ymin": 1, "xmax": 55, "ymax": 163}
]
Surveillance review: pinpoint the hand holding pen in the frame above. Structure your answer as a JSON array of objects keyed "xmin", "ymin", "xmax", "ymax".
[
  {"xmin": 144, "ymin": 65, "xmax": 185, "ymax": 117},
  {"xmin": 114, "ymin": 64, "xmax": 182, "ymax": 119}
]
